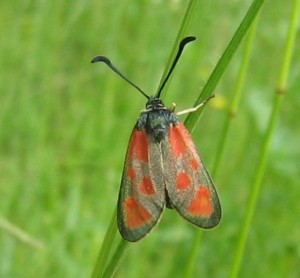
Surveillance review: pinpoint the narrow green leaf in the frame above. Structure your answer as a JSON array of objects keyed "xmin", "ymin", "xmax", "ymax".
[
  {"xmin": 229, "ymin": 1, "xmax": 300, "ymax": 277},
  {"xmin": 157, "ymin": 0, "xmax": 199, "ymax": 98},
  {"xmin": 184, "ymin": 1, "xmax": 265, "ymax": 277},
  {"xmin": 184, "ymin": 0, "xmax": 266, "ymax": 132},
  {"xmin": 91, "ymin": 207, "xmax": 117, "ymax": 278}
]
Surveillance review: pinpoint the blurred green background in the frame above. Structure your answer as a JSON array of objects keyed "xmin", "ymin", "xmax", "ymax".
[{"xmin": 1, "ymin": 1, "xmax": 299, "ymax": 277}]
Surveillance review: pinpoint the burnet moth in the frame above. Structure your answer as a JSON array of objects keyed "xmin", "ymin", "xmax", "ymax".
[{"xmin": 92, "ymin": 36, "xmax": 221, "ymax": 242}]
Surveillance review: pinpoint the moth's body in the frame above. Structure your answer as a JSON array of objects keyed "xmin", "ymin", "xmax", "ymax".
[
  {"xmin": 138, "ymin": 97, "xmax": 178, "ymax": 143},
  {"xmin": 135, "ymin": 97, "xmax": 179, "ymax": 210},
  {"xmin": 92, "ymin": 36, "xmax": 221, "ymax": 242},
  {"xmin": 117, "ymin": 97, "xmax": 221, "ymax": 242}
]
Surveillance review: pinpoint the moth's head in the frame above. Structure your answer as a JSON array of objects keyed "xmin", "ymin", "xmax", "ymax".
[{"xmin": 145, "ymin": 97, "xmax": 166, "ymax": 111}]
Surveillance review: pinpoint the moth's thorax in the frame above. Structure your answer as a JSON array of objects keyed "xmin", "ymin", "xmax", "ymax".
[{"xmin": 136, "ymin": 97, "xmax": 179, "ymax": 142}]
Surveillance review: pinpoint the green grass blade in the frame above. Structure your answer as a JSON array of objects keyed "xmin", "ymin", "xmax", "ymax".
[
  {"xmin": 229, "ymin": 1, "xmax": 300, "ymax": 277},
  {"xmin": 212, "ymin": 17, "xmax": 259, "ymax": 179},
  {"xmin": 91, "ymin": 207, "xmax": 117, "ymax": 278},
  {"xmin": 185, "ymin": 17, "xmax": 259, "ymax": 278},
  {"xmin": 184, "ymin": 230, "xmax": 203, "ymax": 277},
  {"xmin": 184, "ymin": 0, "xmax": 266, "ymax": 132},
  {"xmin": 100, "ymin": 240, "xmax": 128, "ymax": 278},
  {"xmin": 183, "ymin": 1, "xmax": 265, "ymax": 276},
  {"xmin": 157, "ymin": 0, "xmax": 199, "ymax": 98},
  {"xmin": 0, "ymin": 215, "xmax": 44, "ymax": 250}
]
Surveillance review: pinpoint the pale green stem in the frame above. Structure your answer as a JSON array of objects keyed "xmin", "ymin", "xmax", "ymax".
[{"xmin": 229, "ymin": 1, "xmax": 300, "ymax": 277}]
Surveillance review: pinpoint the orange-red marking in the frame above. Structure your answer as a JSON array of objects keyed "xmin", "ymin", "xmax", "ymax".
[
  {"xmin": 176, "ymin": 171, "xmax": 191, "ymax": 190},
  {"xmin": 191, "ymin": 158, "xmax": 199, "ymax": 170},
  {"xmin": 140, "ymin": 177, "xmax": 155, "ymax": 195},
  {"xmin": 188, "ymin": 186, "xmax": 213, "ymax": 217},
  {"xmin": 127, "ymin": 167, "xmax": 135, "ymax": 180},
  {"xmin": 129, "ymin": 130, "xmax": 148, "ymax": 162},
  {"xmin": 169, "ymin": 124, "xmax": 187, "ymax": 158},
  {"xmin": 124, "ymin": 197, "xmax": 153, "ymax": 228}
]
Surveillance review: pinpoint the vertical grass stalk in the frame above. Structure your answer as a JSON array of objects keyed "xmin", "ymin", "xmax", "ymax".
[
  {"xmin": 91, "ymin": 207, "xmax": 118, "ymax": 278},
  {"xmin": 229, "ymin": 1, "xmax": 300, "ymax": 277},
  {"xmin": 212, "ymin": 17, "xmax": 259, "ymax": 179},
  {"xmin": 100, "ymin": 240, "xmax": 128, "ymax": 278},
  {"xmin": 184, "ymin": 1, "xmax": 264, "ymax": 276}
]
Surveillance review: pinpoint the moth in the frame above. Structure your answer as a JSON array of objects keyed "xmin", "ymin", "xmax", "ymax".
[{"xmin": 92, "ymin": 36, "xmax": 221, "ymax": 242}]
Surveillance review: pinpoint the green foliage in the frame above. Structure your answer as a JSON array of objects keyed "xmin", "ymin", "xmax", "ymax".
[{"xmin": 0, "ymin": 1, "xmax": 299, "ymax": 277}]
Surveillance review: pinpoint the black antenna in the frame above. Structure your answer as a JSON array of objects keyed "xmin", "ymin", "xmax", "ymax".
[
  {"xmin": 91, "ymin": 56, "xmax": 149, "ymax": 99},
  {"xmin": 156, "ymin": 36, "xmax": 196, "ymax": 98}
]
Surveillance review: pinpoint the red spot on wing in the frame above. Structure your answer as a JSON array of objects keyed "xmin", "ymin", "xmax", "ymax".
[
  {"xmin": 188, "ymin": 186, "xmax": 213, "ymax": 217},
  {"xmin": 176, "ymin": 171, "xmax": 191, "ymax": 190},
  {"xmin": 124, "ymin": 197, "xmax": 153, "ymax": 228},
  {"xmin": 127, "ymin": 167, "xmax": 135, "ymax": 180},
  {"xmin": 191, "ymin": 158, "xmax": 199, "ymax": 170},
  {"xmin": 169, "ymin": 123, "xmax": 198, "ymax": 159},
  {"xmin": 169, "ymin": 124, "xmax": 188, "ymax": 158},
  {"xmin": 140, "ymin": 177, "xmax": 155, "ymax": 195},
  {"xmin": 129, "ymin": 130, "xmax": 148, "ymax": 162}
]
